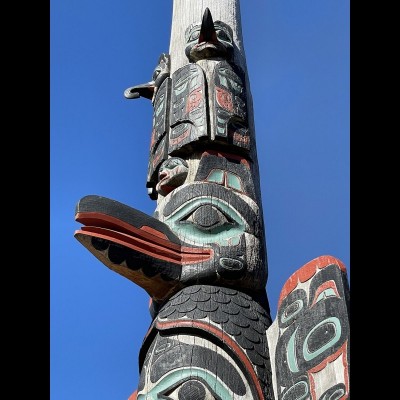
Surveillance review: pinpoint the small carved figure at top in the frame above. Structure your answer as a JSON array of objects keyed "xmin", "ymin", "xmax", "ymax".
[
  {"xmin": 185, "ymin": 8, "xmax": 234, "ymax": 62},
  {"xmin": 155, "ymin": 157, "xmax": 189, "ymax": 196},
  {"xmin": 124, "ymin": 53, "xmax": 170, "ymax": 102}
]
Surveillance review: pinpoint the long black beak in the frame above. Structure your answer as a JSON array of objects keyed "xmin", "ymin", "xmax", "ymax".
[{"xmin": 198, "ymin": 8, "xmax": 218, "ymax": 44}]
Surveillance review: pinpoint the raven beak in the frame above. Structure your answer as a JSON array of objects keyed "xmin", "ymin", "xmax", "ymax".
[
  {"xmin": 124, "ymin": 81, "xmax": 155, "ymax": 100},
  {"xmin": 198, "ymin": 8, "xmax": 218, "ymax": 44}
]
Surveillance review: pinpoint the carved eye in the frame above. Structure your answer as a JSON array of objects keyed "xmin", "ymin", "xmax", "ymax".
[
  {"xmin": 159, "ymin": 378, "xmax": 221, "ymax": 400},
  {"xmin": 164, "ymin": 198, "xmax": 247, "ymax": 246},
  {"xmin": 216, "ymin": 29, "xmax": 230, "ymax": 42},
  {"xmin": 187, "ymin": 29, "xmax": 200, "ymax": 42},
  {"xmin": 182, "ymin": 204, "xmax": 233, "ymax": 232}
]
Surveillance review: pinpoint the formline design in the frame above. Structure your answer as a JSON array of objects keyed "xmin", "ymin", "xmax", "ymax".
[{"xmin": 74, "ymin": 3, "xmax": 350, "ymax": 399}]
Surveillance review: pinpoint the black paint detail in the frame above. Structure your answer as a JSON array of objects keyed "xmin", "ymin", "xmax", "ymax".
[
  {"xmin": 309, "ymin": 264, "xmax": 348, "ymax": 303},
  {"xmin": 212, "ymin": 61, "xmax": 249, "ymax": 150},
  {"xmin": 91, "ymin": 237, "xmax": 109, "ymax": 251},
  {"xmin": 190, "ymin": 204, "xmax": 230, "ymax": 229},
  {"xmin": 125, "ymin": 250, "xmax": 143, "ymax": 271},
  {"xmin": 194, "ymin": 152, "xmax": 256, "ymax": 200},
  {"xmin": 149, "ymin": 337, "xmax": 246, "ymax": 395},
  {"xmin": 163, "ymin": 183, "xmax": 259, "ymax": 236},
  {"xmin": 277, "ymin": 289, "xmax": 308, "ymax": 329},
  {"xmin": 147, "ymin": 77, "xmax": 171, "ymax": 198},
  {"xmin": 153, "ymin": 285, "xmax": 273, "ymax": 399},
  {"xmin": 169, "ymin": 64, "xmax": 207, "ymax": 154},
  {"xmin": 178, "ymin": 380, "xmax": 206, "ymax": 400},
  {"xmin": 107, "ymin": 244, "xmax": 127, "ymax": 265},
  {"xmin": 184, "ymin": 8, "xmax": 234, "ymax": 62},
  {"xmin": 75, "ymin": 195, "xmax": 182, "ymax": 246},
  {"xmin": 279, "ymin": 377, "xmax": 309, "ymax": 400},
  {"xmin": 306, "ymin": 322, "xmax": 337, "ymax": 353},
  {"xmin": 320, "ymin": 383, "xmax": 346, "ymax": 400},
  {"xmin": 217, "ymin": 257, "xmax": 245, "ymax": 279},
  {"xmin": 274, "ymin": 264, "xmax": 350, "ymax": 392}
]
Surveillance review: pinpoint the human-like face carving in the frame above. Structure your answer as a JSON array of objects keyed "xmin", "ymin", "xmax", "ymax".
[{"xmin": 156, "ymin": 157, "xmax": 189, "ymax": 196}]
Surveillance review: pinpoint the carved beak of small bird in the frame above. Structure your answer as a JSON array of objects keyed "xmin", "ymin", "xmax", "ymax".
[
  {"xmin": 186, "ymin": 8, "xmax": 232, "ymax": 62},
  {"xmin": 198, "ymin": 8, "xmax": 218, "ymax": 45},
  {"xmin": 124, "ymin": 81, "xmax": 155, "ymax": 100}
]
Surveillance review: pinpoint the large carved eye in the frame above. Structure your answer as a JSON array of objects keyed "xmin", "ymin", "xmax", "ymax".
[
  {"xmin": 183, "ymin": 204, "xmax": 233, "ymax": 232},
  {"xmin": 164, "ymin": 380, "xmax": 207, "ymax": 400},
  {"xmin": 158, "ymin": 377, "xmax": 228, "ymax": 400},
  {"xmin": 137, "ymin": 373, "xmax": 237, "ymax": 399},
  {"xmin": 164, "ymin": 198, "xmax": 247, "ymax": 246}
]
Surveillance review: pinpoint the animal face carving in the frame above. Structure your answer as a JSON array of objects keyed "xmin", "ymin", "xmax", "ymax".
[{"xmin": 185, "ymin": 8, "xmax": 234, "ymax": 62}]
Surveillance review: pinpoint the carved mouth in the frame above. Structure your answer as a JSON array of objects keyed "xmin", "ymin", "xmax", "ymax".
[
  {"xmin": 74, "ymin": 195, "xmax": 213, "ymax": 301},
  {"xmin": 191, "ymin": 42, "xmax": 227, "ymax": 60},
  {"xmin": 159, "ymin": 171, "xmax": 169, "ymax": 181}
]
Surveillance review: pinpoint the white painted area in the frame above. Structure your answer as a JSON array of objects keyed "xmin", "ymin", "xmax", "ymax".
[{"xmin": 309, "ymin": 353, "xmax": 346, "ymax": 399}]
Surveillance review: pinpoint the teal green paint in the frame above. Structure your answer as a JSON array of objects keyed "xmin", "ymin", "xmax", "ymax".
[
  {"xmin": 174, "ymin": 78, "xmax": 189, "ymax": 95},
  {"xmin": 282, "ymin": 381, "xmax": 309, "ymax": 400},
  {"xmin": 303, "ymin": 317, "xmax": 341, "ymax": 361},
  {"xmin": 217, "ymin": 116, "xmax": 225, "ymax": 123},
  {"xmin": 321, "ymin": 388, "xmax": 345, "ymax": 400},
  {"xmin": 155, "ymin": 95, "xmax": 165, "ymax": 116},
  {"xmin": 227, "ymin": 173, "xmax": 241, "ymax": 191},
  {"xmin": 316, "ymin": 289, "xmax": 337, "ymax": 303},
  {"xmin": 165, "ymin": 197, "xmax": 246, "ymax": 245},
  {"xmin": 137, "ymin": 367, "xmax": 234, "ymax": 400},
  {"xmin": 280, "ymin": 300, "xmax": 304, "ymax": 324},
  {"xmin": 286, "ymin": 327, "xmax": 299, "ymax": 373},
  {"xmin": 219, "ymin": 73, "xmax": 228, "ymax": 88},
  {"xmin": 207, "ymin": 170, "xmax": 224, "ymax": 184}
]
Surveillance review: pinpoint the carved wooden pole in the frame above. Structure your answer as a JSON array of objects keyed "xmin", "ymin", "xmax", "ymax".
[{"xmin": 74, "ymin": 1, "xmax": 350, "ymax": 399}]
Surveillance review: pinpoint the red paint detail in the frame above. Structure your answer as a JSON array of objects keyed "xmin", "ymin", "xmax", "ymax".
[
  {"xmin": 75, "ymin": 212, "xmax": 181, "ymax": 251},
  {"xmin": 150, "ymin": 129, "xmax": 156, "ymax": 150},
  {"xmin": 140, "ymin": 226, "xmax": 168, "ymax": 240},
  {"xmin": 308, "ymin": 341, "xmax": 349, "ymax": 399},
  {"xmin": 155, "ymin": 319, "xmax": 265, "ymax": 400},
  {"xmin": 216, "ymin": 86, "xmax": 234, "ymax": 112},
  {"xmin": 310, "ymin": 280, "xmax": 341, "ymax": 307},
  {"xmin": 186, "ymin": 87, "xmax": 203, "ymax": 113},
  {"xmin": 202, "ymin": 150, "xmax": 250, "ymax": 168},
  {"xmin": 75, "ymin": 227, "xmax": 213, "ymax": 265},
  {"xmin": 127, "ymin": 390, "xmax": 138, "ymax": 400},
  {"xmin": 278, "ymin": 256, "xmax": 347, "ymax": 308},
  {"xmin": 169, "ymin": 129, "xmax": 190, "ymax": 146}
]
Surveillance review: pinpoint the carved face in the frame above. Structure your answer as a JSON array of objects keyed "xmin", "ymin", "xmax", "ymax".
[
  {"xmin": 267, "ymin": 258, "xmax": 350, "ymax": 400},
  {"xmin": 155, "ymin": 179, "xmax": 267, "ymax": 290},
  {"xmin": 136, "ymin": 334, "xmax": 257, "ymax": 400},
  {"xmin": 156, "ymin": 157, "xmax": 189, "ymax": 196},
  {"xmin": 185, "ymin": 9, "xmax": 234, "ymax": 62}
]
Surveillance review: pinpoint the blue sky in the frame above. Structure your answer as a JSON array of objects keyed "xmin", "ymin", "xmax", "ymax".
[{"xmin": 50, "ymin": 1, "xmax": 349, "ymax": 399}]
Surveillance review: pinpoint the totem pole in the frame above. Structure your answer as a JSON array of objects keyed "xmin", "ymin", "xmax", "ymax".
[{"xmin": 74, "ymin": 1, "xmax": 350, "ymax": 399}]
